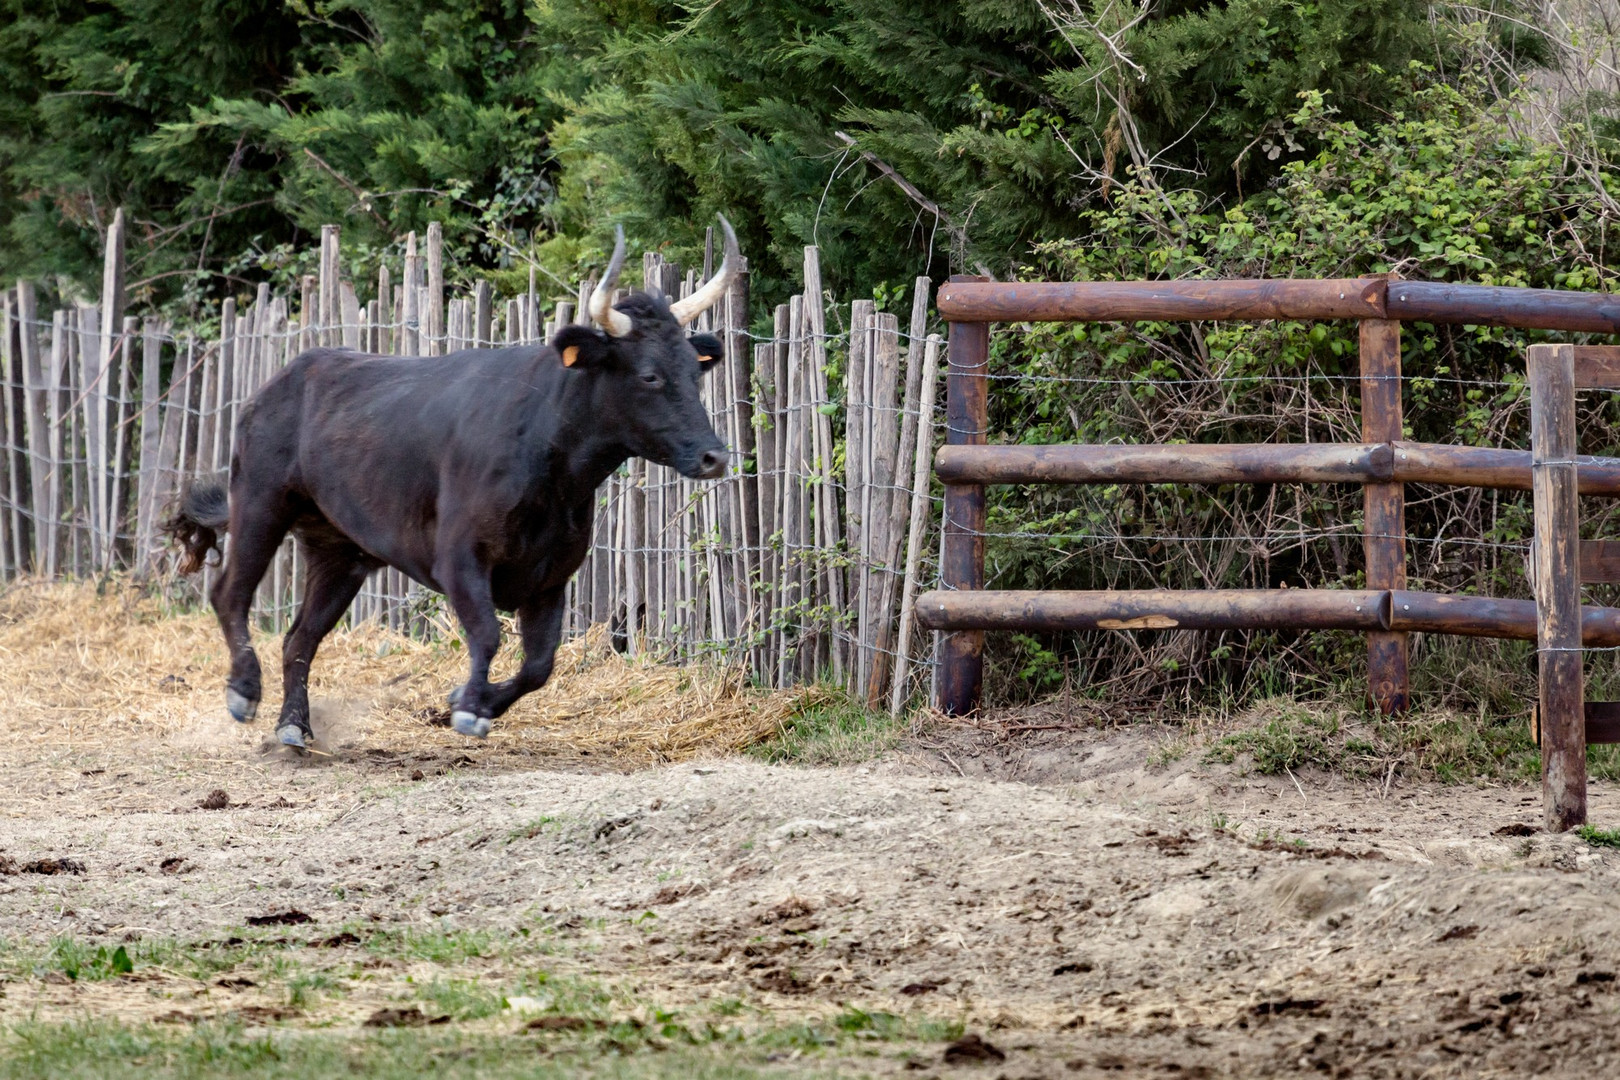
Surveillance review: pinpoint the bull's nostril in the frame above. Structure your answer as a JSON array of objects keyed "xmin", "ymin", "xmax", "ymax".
[{"xmin": 699, "ymin": 449, "xmax": 728, "ymax": 476}]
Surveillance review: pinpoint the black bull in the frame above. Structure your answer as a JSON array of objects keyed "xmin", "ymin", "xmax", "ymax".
[{"xmin": 167, "ymin": 247, "xmax": 735, "ymax": 748}]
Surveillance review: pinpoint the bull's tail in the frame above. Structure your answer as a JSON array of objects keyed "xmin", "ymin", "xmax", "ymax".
[{"xmin": 163, "ymin": 481, "xmax": 230, "ymax": 574}]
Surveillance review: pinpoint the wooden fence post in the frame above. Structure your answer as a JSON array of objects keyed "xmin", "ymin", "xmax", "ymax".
[
  {"xmin": 937, "ymin": 277, "xmax": 989, "ymax": 715},
  {"xmin": 1529, "ymin": 342, "xmax": 1586, "ymax": 831},
  {"xmin": 1360, "ymin": 316, "xmax": 1409, "ymax": 713}
]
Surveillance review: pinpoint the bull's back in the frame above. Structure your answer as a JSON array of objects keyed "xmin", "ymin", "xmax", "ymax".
[{"xmin": 275, "ymin": 347, "xmax": 557, "ymax": 573}]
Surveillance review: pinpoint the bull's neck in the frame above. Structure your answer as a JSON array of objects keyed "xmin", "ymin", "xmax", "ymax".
[{"xmin": 546, "ymin": 365, "xmax": 632, "ymax": 502}]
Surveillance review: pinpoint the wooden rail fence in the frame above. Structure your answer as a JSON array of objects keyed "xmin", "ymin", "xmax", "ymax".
[
  {"xmin": 0, "ymin": 211, "xmax": 946, "ymax": 707},
  {"xmin": 917, "ymin": 277, "xmax": 1620, "ymax": 830}
]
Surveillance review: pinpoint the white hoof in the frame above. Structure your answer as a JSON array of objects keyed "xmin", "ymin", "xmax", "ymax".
[
  {"xmin": 451, "ymin": 710, "xmax": 491, "ymax": 739},
  {"xmin": 276, "ymin": 724, "xmax": 307, "ymax": 749},
  {"xmin": 227, "ymin": 689, "xmax": 258, "ymax": 723}
]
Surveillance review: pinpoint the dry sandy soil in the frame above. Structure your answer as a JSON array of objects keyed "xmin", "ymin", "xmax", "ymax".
[
  {"xmin": 2, "ymin": 720, "xmax": 1619, "ymax": 1077},
  {"xmin": 0, "ymin": 584, "xmax": 1618, "ymax": 1076}
]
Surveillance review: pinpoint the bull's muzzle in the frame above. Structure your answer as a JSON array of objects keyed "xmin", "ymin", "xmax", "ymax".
[{"xmin": 691, "ymin": 448, "xmax": 728, "ymax": 480}]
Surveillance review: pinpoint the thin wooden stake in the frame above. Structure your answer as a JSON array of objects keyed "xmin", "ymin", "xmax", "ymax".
[
  {"xmin": 865, "ymin": 312, "xmax": 903, "ymax": 705},
  {"xmin": 474, "ymin": 280, "xmax": 492, "ymax": 347},
  {"xmin": 135, "ymin": 320, "xmax": 164, "ymax": 573},
  {"xmin": 377, "ymin": 264, "xmax": 394, "ymax": 354},
  {"xmin": 401, "ymin": 232, "xmax": 420, "ymax": 356},
  {"xmin": 16, "ymin": 283, "xmax": 47, "ymax": 573},
  {"xmin": 106, "ymin": 315, "xmax": 136, "ymax": 566},
  {"xmin": 426, "ymin": 222, "xmax": 444, "ymax": 356},
  {"xmin": 892, "ymin": 333, "xmax": 942, "ymax": 715}
]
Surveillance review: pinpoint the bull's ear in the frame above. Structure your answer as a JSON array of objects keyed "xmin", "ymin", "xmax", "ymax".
[
  {"xmin": 551, "ymin": 324, "xmax": 611, "ymax": 369},
  {"xmin": 688, "ymin": 332, "xmax": 724, "ymax": 375}
]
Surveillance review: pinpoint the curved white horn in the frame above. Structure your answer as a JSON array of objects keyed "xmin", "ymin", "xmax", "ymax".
[
  {"xmin": 669, "ymin": 215, "xmax": 740, "ymax": 328},
  {"xmin": 588, "ymin": 226, "xmax": 634, "ymax": 338}
]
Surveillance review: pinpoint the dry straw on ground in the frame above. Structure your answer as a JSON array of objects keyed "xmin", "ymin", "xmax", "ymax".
[{"xmin": 0, "ymin": 578, "xmax": 828, "ymax": 767}]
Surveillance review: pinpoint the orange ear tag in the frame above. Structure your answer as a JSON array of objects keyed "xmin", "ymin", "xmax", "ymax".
[{"xmin": 562, "ymin": 345, "xmax": 581, "ymax": 367}]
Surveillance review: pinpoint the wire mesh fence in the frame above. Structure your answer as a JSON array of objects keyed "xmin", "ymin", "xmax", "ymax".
[{"xmin": 0, "ymin": 212, "xmax": 946, "ymax": 709}]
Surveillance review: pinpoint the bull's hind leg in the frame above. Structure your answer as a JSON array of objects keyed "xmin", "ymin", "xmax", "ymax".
[
  {"xmin": 275, "ymin": 539, "xmax": 371, "ymax": 748},
  {"xmin": 211, "ymin": 497, "xmax": 292, "ymax": 724}
]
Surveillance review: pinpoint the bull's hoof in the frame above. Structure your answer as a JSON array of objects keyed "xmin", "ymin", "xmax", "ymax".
[
  {"xmin": 447, "ymin": 683, "xmax": 466, "ymax": 708},
  {"xmin": 451, "ymin": 710, "xmax": 491, "ymax": 739},
  {"xmin": 226, "ymin": 689, "xmax": 259, "ymax": 723},
  {"xmin": 276, "ymin": 723, "xmax": 309, "ymax": 749}
]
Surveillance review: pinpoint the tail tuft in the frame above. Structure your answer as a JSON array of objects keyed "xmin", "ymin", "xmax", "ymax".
[{"xmin": 163, "ymin": 481, "xmax": 230, "ymax": 574}]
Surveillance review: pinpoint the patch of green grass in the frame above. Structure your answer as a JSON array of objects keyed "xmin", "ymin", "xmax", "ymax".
[
  {"xmin": 1198, "ymin": 696, "xmax": 1620, "ymax": 784},
  {"xmin": 0, "ymin": 935, "xmax": 257, "ymax": 986},
  {"xmin": 517, "ymin": 969, "xmax": 618, "ymax": 1019},
  {"xmin": 48, "ymin": 939, "xmax": 132, "ymax": 982},
  {"xmin": 748, "ymin": 693, "xmax": 902, "ymax": 766},
  {"xmin": 1577, "ymin": 824, "xmax": 1620, "ymax": 849},
  {"xmin": 413, "ymin": 978, "xmax": 507, "ymax": 1021},
  {"xmin": 287, "ymin": 970, "xmax": 345, "ymax": 1010},
  {"xmin": 755, "ymin": 1010, "xmax": 961, "ymax": 1053},
  {"xmin": 0, "ymin": 1020, "xmax": 851, "ymax": 1079},
  {"xmin": 1204, "ymin": 705, "xmax": 1347, "ymax": 775},
  {"xmin": 363, "ymin": 928, "xmax": 494, "ymax": 966},
  {"xmin": 0, "ymin": 997, "xmax": 968, "ymax": 1078},
  {"xmin": 507, "ymin": 816, "xmax": 558, "ymax": 842},
  {"xmin": 1147, "ymin": 735, "xmax": 1192, "ymax": 768}
]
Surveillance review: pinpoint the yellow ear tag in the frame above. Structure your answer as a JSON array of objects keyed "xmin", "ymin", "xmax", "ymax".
[
  {"xmin": 562, "ymin": 345, "xmax": 581, "ymax": 367},
  {"xmin": 697, "ymin": 354, "xmax": 716, "ymax": 364}
]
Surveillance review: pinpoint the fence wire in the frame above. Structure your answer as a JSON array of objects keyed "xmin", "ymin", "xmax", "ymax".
[{"xmin": 7, "ymin": 233, "xmax": 1607, "ymax": 714}]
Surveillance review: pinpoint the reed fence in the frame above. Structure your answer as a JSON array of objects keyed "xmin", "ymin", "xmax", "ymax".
[{"xmin": 0, "ymin": 210, "xmax": 945, "ymax": 708}]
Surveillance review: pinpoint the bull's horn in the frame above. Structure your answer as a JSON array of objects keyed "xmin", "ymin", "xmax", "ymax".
[
  {"xmin": 588, "ymin": 226, "xmax": 634, "ymax": 338},
  {"xmin": 669, "ymin": 215, "xmax": 739, "ymax": 328}
]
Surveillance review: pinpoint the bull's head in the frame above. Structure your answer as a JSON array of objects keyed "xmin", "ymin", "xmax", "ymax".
[{"xmin": 550, "ymin": 216, "xmax": 738, "ymax": 481}]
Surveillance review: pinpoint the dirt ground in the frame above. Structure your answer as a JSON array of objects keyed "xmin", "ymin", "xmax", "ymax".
[
  {"xmin": 1, "ymin": 585, "xmax": 1618, "ymax": 1076},
  {"xmin": 3, "ymin": 719, "xmax": 1619, "ymax": 1076}
]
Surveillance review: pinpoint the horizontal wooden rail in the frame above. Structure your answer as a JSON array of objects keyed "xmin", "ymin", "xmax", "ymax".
[
  {"xmin": 934, "ymin": 443, "xmax": 1389, "ymax": 485},
  {"xmin": 936, "ymin": 278, "xmax": 1387, "ymax": 323},
  {"xmin": 935, "ymin": 277, "xmax": 1620, "ymax": 334},
  {"xmin": 1581, "ymin": 540, "xmax": 1620, "ymax": 584},
  {"xmin": 915, "ymin": 588, "xmax": 1388, "ymax": 633},
  {"xmin": 914, "ymin": 587, "xmax": 1620, "ymax": 646},
  {"xmin": 1387, "ymin": 282, "xmax": 1620, "ymax": 335},
  {"xmin": 1532, "ymin": 702, "xmax": 1620, "ymax": 746},
  {"xmin": 1574, "ymin": 346, "xmax": 1620, "ymax": 389},
  {"xmin": 934, "ymin": 441, "xmax": 1620, "ymax": 495}
]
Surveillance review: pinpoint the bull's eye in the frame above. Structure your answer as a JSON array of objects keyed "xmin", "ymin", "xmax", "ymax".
[{"xmin": 640, "ymin": 372, "xmax": 664, "ymax": 388}]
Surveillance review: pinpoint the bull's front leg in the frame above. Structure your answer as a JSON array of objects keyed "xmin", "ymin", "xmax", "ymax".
[
  {"xmin": 447, "ymin": 587, "xmax": 568, "ymax": 722},
  {"xmin": 479, "ymin": 587, "xmax": 567, "ymax": 719},
  {"xmin": 435, "ymin": 543, "xmax": 503, "ymax": 739}
]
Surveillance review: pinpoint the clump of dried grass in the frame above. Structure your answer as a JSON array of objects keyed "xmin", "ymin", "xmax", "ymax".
[{"xmin": 0, "ymin": 578, "xmax": 829, "ymax": 767}]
